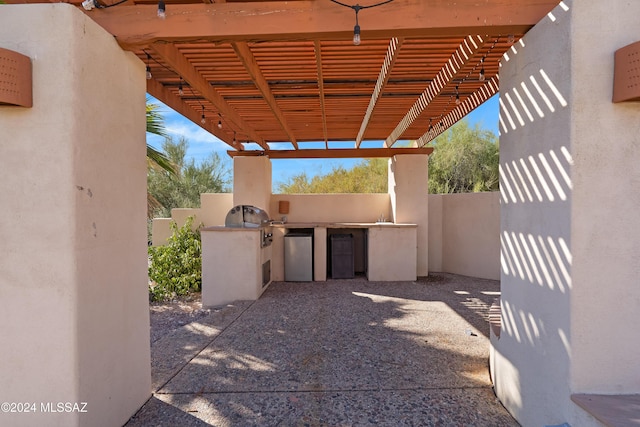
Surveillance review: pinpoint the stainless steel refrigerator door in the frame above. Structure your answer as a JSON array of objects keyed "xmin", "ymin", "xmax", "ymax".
[{"xmin": 284, "ymin": 234, "xmax": 313, "ymax": 281}]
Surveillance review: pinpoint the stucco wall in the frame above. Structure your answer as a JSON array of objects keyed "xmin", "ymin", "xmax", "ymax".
[
  {"xmin": 427, "ymin": 195, "xmax": 444, "ymax": 272},
  {"xmin": 494, "ymin": 1, "xmax": 640, "ymax": 425},
  {"xmin": 569, "ymin": 0, "xmax": 640, "ymax": 396},
  {"xmin": 0, "ymin": 4, "xmax": 150, "ymax": 426},
  {"xmin": 442, "ymin": 192, "xmax": 500, "ymax": 280},
  {"xmin": 200, "ymin": 193, "xmax": 234, "ymax": 225},
  {"xmin": 150, "ymin": 193, "xmax": 233, "ymax": 245},
  {"xmin": 270, "ymin": 193, "xmax": 391, "ymax": 223},
  {"xmin": 428, "ymin": 193, "xmax": 499, "ymax": 280},
  {"xmin": 495, "ymin": 3, "xmax": 574, "ymax": 425}
]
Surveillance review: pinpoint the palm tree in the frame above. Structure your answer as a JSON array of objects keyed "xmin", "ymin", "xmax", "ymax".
[
  {"xmin": 146, "ymin": 101, "xmax": 175, "ymax": 173},
  {"xmin": 146, "ymin": 100, "xmax": 176, "ymax": 218}
]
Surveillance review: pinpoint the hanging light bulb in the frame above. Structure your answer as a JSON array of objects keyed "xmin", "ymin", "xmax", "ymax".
[
  {"xmin": 145, "ymin": 53, "xmax": 152, "ymax": 80},
  {"xmin": 508, "ymin": 34, "xmax": 515, "ymax": 44},
  {"xmin": 329, "ymin": 1, "xmax": 393, "ymax": 46},
  {"xmin": 157, "ymin": 0, "xmax": 166, "ymax": 19},
  {"xmin": 81, "ymin": 0, "xmax": 97, "ymax": 10},
  {"xmin": 479, "ymin": 58, "xmax": 486, "ymax": 82},
  {"xmin": 233, "ymin": 131, "xmax": 237, "ymax": 145},
  {"xmin": 217, "ymin": 114, "xmax": 223, "ymax": 129},
  {"xmin": 455, "ymin": 85, "xmax": 461, "ymax": 105},
  {"xmin": 200, "ymin": 106, "xmax": 206, "ymax": 125},
  {"xmin": 178, "ymin": 78, "xmax": 184, "ymax": 96},
  {"xmin": 353, "ymin": 24, "xmax": 361, "ymax": 46},
  {"xmin": 352, "ymin": 5, "xmax": 362, "ymax": 46}
]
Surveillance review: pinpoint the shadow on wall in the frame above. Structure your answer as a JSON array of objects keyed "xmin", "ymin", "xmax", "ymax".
[{"xmin": 494, "ymin": 2, "xmax": 574, "ymax": 423}]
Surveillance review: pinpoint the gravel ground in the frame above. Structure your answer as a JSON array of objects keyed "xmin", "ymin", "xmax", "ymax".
[
  {"xmin": 149, "ymin": 293, "xmax": 211, "ymax": 344},
  {"xmin": 129, "ymin": 274, "xmax": 517, "ymax": 426}
]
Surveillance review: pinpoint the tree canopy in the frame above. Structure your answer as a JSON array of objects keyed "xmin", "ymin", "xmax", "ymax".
[
  {"xmin": 148, "ymin": 137, "xmax": 231, "ymax": 218},
  {"xmin": 277, "ymin": 158, "xmax": 388, "ymax": 194},
  {"xmin": 427, "ymin": 120, "xmax": 499, "ymax": 194},
  {"xmin": 276, "ymin": 120, "xmax": 498, "ymax": 195}
]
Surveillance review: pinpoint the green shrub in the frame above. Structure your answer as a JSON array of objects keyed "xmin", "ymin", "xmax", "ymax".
[{"xmin": 148, "ymin": 216, "xmax": 202, "ymax": 301}]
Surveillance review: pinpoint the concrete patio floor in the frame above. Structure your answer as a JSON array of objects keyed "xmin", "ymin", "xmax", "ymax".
[{"xmin": 126, "ymin": 274, "xmax": 517, "ymax": 426}]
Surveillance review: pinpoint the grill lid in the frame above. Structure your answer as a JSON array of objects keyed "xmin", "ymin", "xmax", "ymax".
[{"xmin": 225, "ymin": 205, "xmax": 270, "ymax": 228}]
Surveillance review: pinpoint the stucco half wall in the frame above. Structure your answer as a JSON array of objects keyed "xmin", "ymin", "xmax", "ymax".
[
  {"xmin": 429, "ymin": 192, "xmax": 500, "ymax": 280},
  {"xmin": 0, "ymin": 5, "xmax": 151, "ymax": 426}
]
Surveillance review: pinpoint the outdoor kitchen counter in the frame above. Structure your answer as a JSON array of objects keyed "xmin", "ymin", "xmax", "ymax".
[
  {"xmin": 200, "ymin": 226, "xmax": 273, "ymax": 308},
  {"xmin": 201, "ymin": 226, "xmax": 264, "ymax": 231},
  {"xmin": 270, "ymin": 222, "xmax": 418, "ymax": 282},
  {"xmin": 270, "ymin": 222, "xmax": 417, "ymax": 228}
]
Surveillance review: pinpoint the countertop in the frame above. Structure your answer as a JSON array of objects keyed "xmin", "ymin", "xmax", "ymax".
[
  {"xmin": 201, "ymin": 222, "xmax": 417, "ymax": 231},
  {"xmin": 272, "ymin": 222, "xmax": 417, "ymax": 229}
]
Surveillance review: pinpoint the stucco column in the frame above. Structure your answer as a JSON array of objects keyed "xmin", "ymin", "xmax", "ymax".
[
  {"xmin": 0, "ymin": 5, "xmax": 150, "ymax": 426},
  {"xmin": 495, "ymin": 1, "xmax": 640, "ymax": 426},
  {"xmin": 388, "ymin": 154, "xmax": 429, "ymax": 276},
  {"xmin": 233, "ymin": 156, "xmax": 272, "ymax": 212}
]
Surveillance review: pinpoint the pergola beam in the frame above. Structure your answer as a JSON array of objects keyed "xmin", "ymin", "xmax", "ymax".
[
  {"xmin": 385, "ymin": 35, "xmax": 485, "ymax": 147},
  {"xmin": 356, "ymin": 37, "xmax": 403, "ymax": 148},
  {"xmin": 231, "ymin": 41, "xmax": 298, "ymax": 149},
  {"xmin": 314, "ymin": 40, "xmax": 329, "ymax": 147},
  {"xmin": 150, "ymin": 42, "xmax": 268, "ymax": 149},
  {"xmin": 83, "ymin": 0, "xmax": 559, "ymax": 49},
  {"xmin": 417, "ymin": 76, "xmax": 500, "ymax": 146},
  {"xmin": 227, "ymin": 147, "xmax": 433, "ymax": 159}
]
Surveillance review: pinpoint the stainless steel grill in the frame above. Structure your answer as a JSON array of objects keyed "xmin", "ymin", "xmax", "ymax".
[{"xmin": 225, "ymin": 205, "xmax": 272, "ymax": 247}]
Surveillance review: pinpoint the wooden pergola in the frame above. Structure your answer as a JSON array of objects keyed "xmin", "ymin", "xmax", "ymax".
[{"xmin": 7, "ymin": 0, "xmax": 559, "ymax": 157}]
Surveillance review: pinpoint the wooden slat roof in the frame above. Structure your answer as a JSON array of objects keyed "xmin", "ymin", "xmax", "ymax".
[{"xmin": 6, "ymin": 0, "xmax": 560, "ymax": 157}]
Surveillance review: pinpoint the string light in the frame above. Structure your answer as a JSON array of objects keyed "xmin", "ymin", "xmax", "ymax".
[
  {"xmin": 201, "ymin": 106, "xmax": 206, "ymax": 125},
  {"xmin": 157, "ymin": 0, "xmax": 166, "ymax": 19},
  {"xmin": 329, "ymin": 0, "xmax": 394, "ymax": 46},
  {"xmin": 217, "ymin": 113, "xmax": 223, "ymax": 129},
  {"xmin": 353, "ymin": 15, "xmax": 361, "ymax": 46},
  {"xmin": 455, "ymin": 85, "xmax": 461, "ymax": 105},
  {"xmin": 233, "ymin": 131, "xmax": 237, "ymax": 145},
  {"xmin": 479, "ymin": 57, "xmax": 485, "ymax": 81},
  {"xmin": 145, "ymin": 53, "xmax": 152, "ymax": 80},
  {"xmin": 178, "ymin": 78, "xmax": 184, "ymax": 96},
  {"xmin": 82, "ymin": 0, "xmax": 127, "ymax": 10}
]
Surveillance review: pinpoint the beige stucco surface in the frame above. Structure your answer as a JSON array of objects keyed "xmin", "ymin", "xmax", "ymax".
[
  {"xmin": 234, "ymin": 156, "xmax": 272, "ymax": 210},
  {"xmin": 569, "ymin": 0, "xmax": 640, "ymax": 395},
  {"xmin": 170, "ymin": 208, "xmax": 203, "ymax": 229},
  {"xmin": 201, "ymin": 228, "xmax": 271, "ymax": 307},
  {"xmin": 388, "ymin": 155, "xmax": 429, "ymax": 276},
  {"xmin": 368, "ymin": 226, "xmax": 418, "ymax": 281},
  {"xmin": 0, "ymin": 4, "xmax": 150, "ymax": 426},
  {"xmin": 151, "ymin": 217, "xmax": 173, "ymax": 246},
  {"xmin": 441, "ymin": 192, "xmax": 500, "ymax": 280},
  {"xmin": 200, "ymin": 193, "xmax": 234, "ymax": 225},
  {"xmin": 494, "ymin": 1, "xmax": 640, "ymax": 425},
  {"xmin": 151, "ymin": 193, "xmax": 233, "ymax": 245},
  {"xmin": 270, "ymin": 193, "xmax": 391, "ymax": 224},
  {"xmin": 427, "ymin": 195, "xmax": 444, "ymax": 272}
]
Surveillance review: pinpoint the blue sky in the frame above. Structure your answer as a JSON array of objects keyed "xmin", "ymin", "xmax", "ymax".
[{"xmin": 146, "ymin": 94, "xmax": 500, "ymax": 190}]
